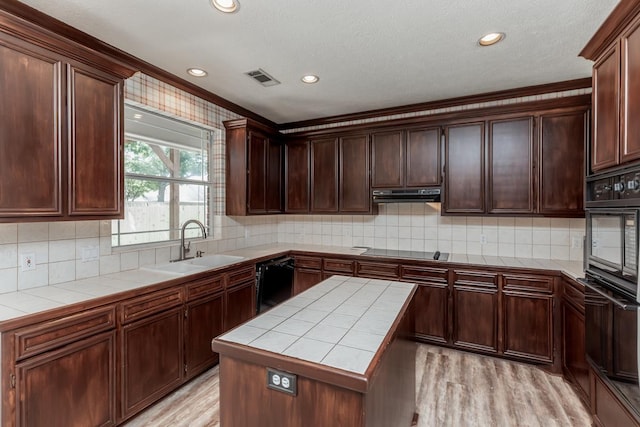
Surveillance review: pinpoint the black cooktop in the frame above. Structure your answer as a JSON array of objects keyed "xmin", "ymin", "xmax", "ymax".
[{"xmin": 362, "ymin": 248, "xmax": 448, "ymax": 261}]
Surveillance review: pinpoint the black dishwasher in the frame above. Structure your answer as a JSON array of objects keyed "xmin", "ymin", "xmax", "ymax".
[{"xmin": 256, "ymin": 257, "xmax": 294, "ymax": 313}]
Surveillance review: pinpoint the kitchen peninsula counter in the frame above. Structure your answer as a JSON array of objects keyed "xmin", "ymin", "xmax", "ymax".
[{"xmin": 212, "ymin": 275, "xmax": 417, "ymax": 427}]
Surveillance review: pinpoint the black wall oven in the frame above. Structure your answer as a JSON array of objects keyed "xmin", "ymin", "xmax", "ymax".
[{"xmin": 583, "ymin": 166, "xmax": 640, "ymax": 419}]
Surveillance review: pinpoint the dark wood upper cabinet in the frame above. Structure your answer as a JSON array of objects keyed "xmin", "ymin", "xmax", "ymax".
[
  {"xmin": 266, "ymin": 140, "xmax": 283, "ymax": 213},
  {"xmin": 487, "ymin": 117, "xmax": 534, "ymax": 214},
  {"xmin": 0, "ymin": 35, "xmax": 63, "ymax": 219},
  {"xmin": 371, "ymin": 130, "xmax": 403, "ymax": 188},
  {"xmin": 0, "ymin": 25, "xmax": 133, "ymax": 222},
  {"xmin": 247, "ymin": 131, "xmax": 268, "ymax": 213},
  {"xmin": 371, "ymin": 127, "xmax": 441, "ymax": 189},
  {"xmin": 310, "ymin": 137, "xmax": 339, "ymax": 213},
  {"xmin": 339, "ymin": 134, "xmax": 371, "ymax": 213},
  {"xmin": 586, "ymin": 11, "xmax": 640, "ymax": 174},
  {"xmin": 224, "ymin": 119, "xmax": 282, "ymax": 216},
  {"xmin": 621, "ymin": 15, "xmax": 640, "ymax": 165},
  {"xmin": 539, "ymin": 109, "xmax": 587, "ymax": 216},
  {"xmin": 406, "ymin": 127, "xmax": 441, "ymax": 187},
  {"xmin": 68, "ymin": 63, "xmax": 123, "ymax": 217},
  {"xmin": 284, "ymin": 140, "xmax": 310, "ymax": 213},
  {"xmin": 592, "ymin": 45, "xmax": 620, "ymax": 173},
  {"xmin": 444, "ymin": 122, "xmax": 485, "ymax": 213}
]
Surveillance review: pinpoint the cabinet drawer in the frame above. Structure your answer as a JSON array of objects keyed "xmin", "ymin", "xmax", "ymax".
[
  {"xmin": 503, "ymin": 274, "xmax": 554, "ymax": 294},
  {"xmin": 120, "ymin": 288, "xmax": 183, "ymax": 325},
  {"xmin": 294, "ymin": 256, "xmax": 322, "ymax": 270},
  {"xmin": 227, "ymin": 265, "xmax": 255, "ymax": 289},
  {"xmin": 185, "ymin": 275, "xmax": 224, "ymax": 301},
  {"xmin": 323, "ymin": 258, "xmax": 355, "ymax": 274},
  {"xmin": 401, "ymin": 265, "xmax": 448, "ymax": 284},
  {"xmin": 452, "ymin": 270, "xmax": 498, "ymax": 290},
  {"xmin": 15, "ymin": 306, "xmax": 116, "ymax": 361},
  {"xmin": 357, "ymin": 261, "xmax": 400, "ymax": 279}
]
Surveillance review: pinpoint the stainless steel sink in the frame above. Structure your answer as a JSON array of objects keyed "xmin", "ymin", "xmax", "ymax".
[{"xmin": 141, "ymin": 254, "xmax": 245, "ymax": 276}]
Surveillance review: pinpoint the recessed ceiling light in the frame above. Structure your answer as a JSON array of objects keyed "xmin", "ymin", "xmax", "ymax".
[
  {"xmin": 301, "ymin": 75, "xmax": 320, "ymax": 84},
  {"xmin": 133, "ymin": 113, "xmax": 143, "ymax": 119},
  {"xmin": 211, "ymin": 0, "xmax": 239, "ymax": 13},
  {"xmin": 187, "ymin": 68, "xmax": 208, "ymax": 77},
  {"xmin": 478, "ymin": 32, "xmax": 505, "ymax": 46}
]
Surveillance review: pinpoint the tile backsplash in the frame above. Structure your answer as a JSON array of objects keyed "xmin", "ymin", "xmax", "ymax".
[{"xmin": 0, "ymin": 205, "xmax": 585, "ymax": 294}]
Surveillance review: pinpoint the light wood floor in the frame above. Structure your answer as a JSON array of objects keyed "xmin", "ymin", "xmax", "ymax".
[{"xmin": 123, "ymin": 344, "xmax": 591, "ymax": 427}]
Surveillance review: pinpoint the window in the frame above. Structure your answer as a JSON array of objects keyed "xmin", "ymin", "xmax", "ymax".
[{"xmin": 112, "ymin": 105, "xmax": 213, "ymax": 247}]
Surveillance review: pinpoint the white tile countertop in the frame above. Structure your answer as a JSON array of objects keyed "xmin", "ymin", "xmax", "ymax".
[
  {"xmin": 215, "ymin": 275, "xmax": 416, "ymax": 374},
  {"xmin": 0, "ymin": 243, "xmax": 584, "ymax": 324}
]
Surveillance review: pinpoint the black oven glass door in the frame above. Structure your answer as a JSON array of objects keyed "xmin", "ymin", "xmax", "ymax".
[
  {"xmin": 583, "ymin": 278, "xmax": 640, "ymax": 417},
  {"xmin": 588, "ymin": 210, "xmax": 638, "ymax": 294}
]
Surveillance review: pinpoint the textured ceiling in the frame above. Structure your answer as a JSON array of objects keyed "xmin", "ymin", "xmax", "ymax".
[{"xmin": 17, "ymin": 0, "xmax": 619, "ymax": 124}]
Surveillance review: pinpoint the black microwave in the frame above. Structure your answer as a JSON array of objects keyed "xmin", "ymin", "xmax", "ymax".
[{"xmin": 585, "ymin": 209, "xmax": 638, "ymax": 299}]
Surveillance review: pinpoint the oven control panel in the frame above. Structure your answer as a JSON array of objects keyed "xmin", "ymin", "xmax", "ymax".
[{"xmin": 587, "ymin": 167, "xmax": 640, "ymax": 206}]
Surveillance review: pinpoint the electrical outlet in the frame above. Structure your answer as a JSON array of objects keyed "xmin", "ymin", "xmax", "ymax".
[
  {"xmin": 20, "ymin": 253, "xmax": 36, "ymax": 272},
  {"xmin": 480, "ymin": 234, "xmax": 488, "ymax": 245},
  {"xmin": 591, "ymin": 238, "xmax": 599, "ymax": 249},
  {"xmin": 571, "ymin": 236, "xmax": 583, "ymax": 249}
]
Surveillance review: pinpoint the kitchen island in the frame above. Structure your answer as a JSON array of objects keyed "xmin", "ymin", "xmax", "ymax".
[{"xmin": 211, "ymin": 275, "xmax": 417, "ymax": 427}]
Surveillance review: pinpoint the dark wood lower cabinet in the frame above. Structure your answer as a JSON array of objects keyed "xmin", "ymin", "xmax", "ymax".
[
  {"xmin": 451, "ymin": 271, "xmax": 499, "ymax": 353},
  {"xmin": 562, "ymin": 278, "xmax": 589, "ymax": 403},
  {"xmin": 293, "ymin": 268, "xmax": 323, "ymax": 294},
  {"xmin": 225, "ymin": 281, "xmax": 256, "ymax": 330},
  {"xmin": 402, "ymin": 264, "xmax": 449, "ymax": 345},
  {"xmin": 503, "ymin": 292, "xmax": 553, "ymax": 363},
  {"xmin": 185, "ymin": 293, "xmax": 224, "ymax": 380},
  {"xmin": 120, "ymin": 307, "xmax": 184, "ymax": 420},
  {"xmin": 15, "ymin": 331, "xmax": 116, "ymax": 427},
  {"xmin": 591, "ymin": 367, "xmax": 640, "ymax": 427}
]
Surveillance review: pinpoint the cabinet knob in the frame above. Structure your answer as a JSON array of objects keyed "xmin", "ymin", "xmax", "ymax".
[{"xmin": 627, "ymin": 179, "xmax": 640, "ymax": 191}]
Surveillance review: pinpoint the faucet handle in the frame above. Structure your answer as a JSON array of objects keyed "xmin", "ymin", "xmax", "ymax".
[
  {"xmin": 196, "ymin": 250, "xmax": 205, "ymax": 258},
  {"xmin": 184, "ymin": 241, "xmax": 191, "ymax": 254}
]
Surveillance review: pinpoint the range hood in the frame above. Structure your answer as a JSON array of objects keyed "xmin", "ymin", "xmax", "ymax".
[{"xmin": 372, "ymin": 188, "xmax": 441, "ymax": 203}]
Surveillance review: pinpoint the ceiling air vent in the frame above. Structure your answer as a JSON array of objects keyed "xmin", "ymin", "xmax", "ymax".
[{"xmin": 245, "ymin": 68, "xmax": 281, "ymax": 87}]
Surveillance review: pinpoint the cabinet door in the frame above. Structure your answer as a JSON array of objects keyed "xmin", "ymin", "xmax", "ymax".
[
  {"xmin": 487, "ymin": 117, "xmax": 534, "ymax": 214},
  {"xmin": 452, "ymin": 270, "xmax": 498, "ymax": 353},
  {"xmin": 592, "ymin": 45, "xmax": 620, "ymax": 172},
  {"xmin": 266, "ymin": 140, "xmax": 282, "ymax": 213},
  {"xmin": 185, "ymin": 293, "xmax": 224, "ymax": 380},
  {"xmin": 371, "ymin": 130, "xmax": 403, "ymax": 188},
  {"xmin": 406, "ymin": 127, "xmax": 441, "ymax": 187},
  {"xmin": 413, "ymin": 283, "xmax": 449, "ymax": 345},
  {"xmin": 225, "ymin": 281, "xmax": 256, "ymax": 331},
  {"xmin": 444, "ymin": 123, "xmax": 485, "ymax": 213},
  {"xmin": 247, "ymin": 131, "xmax": 268, "ymax": 214},
  {"xmin": 402, "ymin": 265, "xmax": 449, "ymax": 344},
  {"xmin": 68, "ymin": 63, "xmax": 123, "ymax": 217},
  {"xmin": 285, "ymin": 140, "xmax": 310, "ymax": 213},
  {"xmin": 339, "ymin": 134, "xmax": 371, "ymax": 212},
  {"xmin": 503, "ymin": 292, "xmax": 553, "ymax": 363},
  {"xmin": 621, "ymin": 16, "xmax": 640, "ymax": 165},
  {"xmin": 15, "ymin": 332, "xmax": 116, "ymax": 427},
  {"xmin": 310, "ymin": 138, "xmax": 339, "ymax": 213},
  {"xmin": 293, "ymin": 268, "xmax": 323, "ymax": 295},
  {"xmin": 539, "ymin": 110, "xmax": 586, "ymax": 216},
  {"xmin": 121, "ymin": 307, "xmax": 183, "ymax": 419},
  {"xmin": 0, "ymin": 36, "xmax": 63, "ymax": 218},
  {"xmin": 563, "ymin": 298, "xmax": 589, "ymax": 401}
]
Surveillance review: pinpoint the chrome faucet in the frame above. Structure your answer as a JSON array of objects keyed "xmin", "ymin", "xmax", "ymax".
[{"xmin": 175, "ymin": 219, "xmax": 207, "ymax": 262}]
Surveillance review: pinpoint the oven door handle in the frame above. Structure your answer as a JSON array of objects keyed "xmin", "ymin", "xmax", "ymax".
[{"xmin": 577, "ymin": 278, "xmax": 639, "ymax": 311}]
